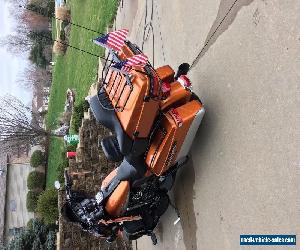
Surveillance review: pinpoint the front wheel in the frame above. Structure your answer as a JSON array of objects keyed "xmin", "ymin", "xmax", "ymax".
[{"xmin": 154, "ymin": 192, "xmax": 170, "ymax": 217}]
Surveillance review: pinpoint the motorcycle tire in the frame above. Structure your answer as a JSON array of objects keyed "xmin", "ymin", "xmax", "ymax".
[{"xmin": 155, "ymin": 192, "xmax": 170, "ymax": 217}]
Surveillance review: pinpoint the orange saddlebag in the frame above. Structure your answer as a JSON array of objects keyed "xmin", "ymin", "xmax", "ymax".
[
  {"xmin": 105, "ymin": 69, "xmax": 159, "ymax": 139},
  {"xmin": 145, "ymin": 100, "xmax": 202, "ymax": 175}
]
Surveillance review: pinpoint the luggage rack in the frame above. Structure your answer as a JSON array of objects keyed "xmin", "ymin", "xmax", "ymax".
[
  {"xmin": 101, "ymin": 50, "xmax": 133, "ymax": 112},
  {"xmin": 99, "ymin": 41, "xmax": 164, "ymax": 112}
]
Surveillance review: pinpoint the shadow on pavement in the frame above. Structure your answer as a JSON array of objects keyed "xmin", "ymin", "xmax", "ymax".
[
  {"xmin": 193, "ymin": 0, "xmax": 254, "ymax": 66},
  {"xmin": 172, "ymin": 102, "xmax": 216, "ymax": 249},
  {"xmin": 174, "ymin": 158, "xmax": 197, "ymax": 249}
]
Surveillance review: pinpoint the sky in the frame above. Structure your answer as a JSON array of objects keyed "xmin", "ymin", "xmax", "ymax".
[{"xmin": 0, "ymin": 0, "xmax": 32, "ymax": 104}]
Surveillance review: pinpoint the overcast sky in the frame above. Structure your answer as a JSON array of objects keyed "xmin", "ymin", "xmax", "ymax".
[{"xmin": 0, "ymin": 0, "xmax": 32, "ymax": 104}]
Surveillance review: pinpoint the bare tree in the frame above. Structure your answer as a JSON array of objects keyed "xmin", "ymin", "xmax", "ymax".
[
  {"xmin": 0, "ymin": 0, "xmax": 51, "ymax": 55},
  {"xmin": 0, "ymin": 95, "xmax": 59, "ymax": 153},
  {"xmin": 20, "ymin": 9, "xmax": 50, "ymax": 31},
  {"xmin": 18, "ymin": 66, "xmax": 52, "ymax": 90},
  {"xmin": 0, "ymin": 33, "xmax": 33, "ymax": 55}
]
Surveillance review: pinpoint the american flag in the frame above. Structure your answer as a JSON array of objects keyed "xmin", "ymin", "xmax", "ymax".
[
  {"xmin": 110, "ymin": 53, "xmax": 148, "ymax": 74},
  {"xmin": 93, "ymin": 29, "xmax": 129, "ymax": 51}
]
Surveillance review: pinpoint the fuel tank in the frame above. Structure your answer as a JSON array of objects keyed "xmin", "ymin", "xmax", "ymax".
[{"xmin": 101, "ymin": 169, "xmax": 130, "ymax": 217}]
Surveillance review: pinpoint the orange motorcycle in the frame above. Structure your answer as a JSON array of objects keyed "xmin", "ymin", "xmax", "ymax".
[{"xmin": 62, "ymin": 40, "xmax": 205, "ymax": 244}]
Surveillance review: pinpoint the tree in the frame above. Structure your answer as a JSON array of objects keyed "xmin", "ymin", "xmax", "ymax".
[
  {"xmin": 0, "ymin": 33, "xmax": 33, "ymax": 55},
  {"xmin": 29, "ymin": 43, "xmax": 48, "ymax": 68},
  {"xmin": 27, "ymin": 171, "xmax": 45, "ymax": 189},
  {"xmin": 26, "ymin": 190, "xmax": 41, "ymax": 212},
  {"xmin": 17, "ymin": 66, "xmax": 52, "ymax": 90},
  {"xmin": 36, "ymin": 188, "xmax": 58, "ymax": 225},
  {"xmin": 26, "ymin": 0, "xmax": 55, "ymax": 18},
  {"xmin": 0, "ymin": 95, "xmax": 60, "ymax": 153},
  {"xmin": 20, "ymin": 8, "xmax": 50, "ymax": 31},
  {"xmin": 30, "ymin": 150, "xmax": 46, "ymax": 168},
  {"xmin": 6, "ymin": 218, "xmax": 56, "ymax": 250}
]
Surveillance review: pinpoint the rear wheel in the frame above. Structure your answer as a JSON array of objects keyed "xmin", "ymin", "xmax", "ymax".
[{"xmin": 155, "ymin": 192, "xmax": 170, "ymax": 217}]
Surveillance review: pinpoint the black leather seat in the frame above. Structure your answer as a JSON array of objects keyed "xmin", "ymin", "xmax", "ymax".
[
  {"xmin": 90, "ymin": 88, "xmax": 149, "ymax": 157},
  {"xmin": 117, "ymin": 157, "xmax": 147, "ymax": 182},
  {"xmin": 100, "ymin": 136, "xmax": 123, "ymax": 162},
  {"xmin": 89, "ymin": 88, "xmax": 132, "ymax": 155}
]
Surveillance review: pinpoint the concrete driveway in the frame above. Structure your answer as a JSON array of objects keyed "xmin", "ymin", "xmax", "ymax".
[{"xmin": 115, "ymin": 0, "xmax": 300, "ymax": 249}]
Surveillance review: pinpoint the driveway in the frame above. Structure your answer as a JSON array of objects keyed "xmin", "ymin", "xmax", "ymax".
[{"xmin": 115, "ymin": 0, "xmax": 300, "ymax": 249}]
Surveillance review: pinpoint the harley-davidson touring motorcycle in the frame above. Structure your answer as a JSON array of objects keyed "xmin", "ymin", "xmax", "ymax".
[{"xmin": 60, "ymin": 40, "xmax": 205, "ymax": 245}]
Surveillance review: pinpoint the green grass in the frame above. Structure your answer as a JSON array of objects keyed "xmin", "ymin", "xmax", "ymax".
[
  {"xmin": 51, "ymin": 18, "xmax": 56, "ymax": 40},
  {"xmin": 46, "ymin": 0, "xmax": 118, "ymax": 188}
]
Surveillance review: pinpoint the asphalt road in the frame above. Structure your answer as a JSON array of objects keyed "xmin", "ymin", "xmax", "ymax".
[{"xmin": 115, "ymin": 0, "xmax": 300, "ymax": 249}]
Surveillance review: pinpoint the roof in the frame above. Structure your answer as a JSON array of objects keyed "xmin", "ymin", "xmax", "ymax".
[{"xmin": 0, "ymin": 153, "xmax": 8, "ymax": 246}]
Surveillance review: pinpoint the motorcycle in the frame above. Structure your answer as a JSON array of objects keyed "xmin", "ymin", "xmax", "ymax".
[{"xmin": 60, "ymin": 40, "xmax": 205, "ymax": 245}]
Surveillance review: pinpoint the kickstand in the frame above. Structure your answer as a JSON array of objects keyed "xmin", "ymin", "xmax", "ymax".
[
  {"xmin": 169, "ymin": 200, "xmax": 181, "ymax": 225},
  {"xmin": 148, "ymin": 232, "xmax": 157, "ymax": 245}
]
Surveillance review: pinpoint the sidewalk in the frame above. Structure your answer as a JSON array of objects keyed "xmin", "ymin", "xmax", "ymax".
[{"xmin": 115, "ymin": 0, "xmax": 300, "ymax": 249}]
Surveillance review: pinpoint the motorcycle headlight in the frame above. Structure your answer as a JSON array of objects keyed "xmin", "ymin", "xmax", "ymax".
[{"xmin": 95, "ymin": 191, "xmax": 104, "ymax": 204}]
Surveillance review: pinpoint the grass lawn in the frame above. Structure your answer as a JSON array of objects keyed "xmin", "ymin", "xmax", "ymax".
[{"xmin": 46, "ymin": 0, "xmax": 118, "ymax": 188}]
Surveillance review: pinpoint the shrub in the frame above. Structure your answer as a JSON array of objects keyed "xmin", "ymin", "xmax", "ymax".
[
  {"xmin": 57, "ymin": 160, "xmax": 69, "ymax": 184},
  {"xmin": 66, "ymin": 144, "xmax": 77, "ymax": 152},
  {"xmin": 36, "ymin": 188, "xmax": 58, "ymax": 225},
  {"xmin": 26, "ymin": 191, "xmax": 41, "ymax": 212},
  {"xmin": 55, "ymin": 6, "xmax": 71, "ymax": 21},
  {"xmin": 53, "ymin": 39, "xmax": 67, "ymax": 55},
  {"xmin": 30, "ymin": 150, "xmax": 45, "ymax": 168},
  {"xmin": 26, "ymin": 1, "xmax": 55, "ymax": 18},
  {"xmin": 29, "ymin": 43, "xmax": 48, "ymax": 68},
  {"xmin": 7, "ymin": 218, "xmax": 56, "ymax": 250},
  {"xmin": 27, "ymin": 171, "xmax": 45, "ymax": 190},
  {"xmin": 59, "ymin": 111, "xmax": 72, "ymax": 125},
  {"xmin": 70, "ymin": 99, "xmax": 89, "ymax": 133},
  {"xmin": 59, "ymin": 30, "xmax": 66, "ymax": 41},
  {"xmin": 27, "ymin": 218, "xmax": 35, "ymax": 231},
  {"xmin": 45, "ymin": 231, "xmax": 56, "ymax": 250}
]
